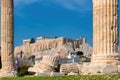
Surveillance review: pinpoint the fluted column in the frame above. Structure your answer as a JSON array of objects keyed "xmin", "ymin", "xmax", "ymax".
[
  {"xmin": 92, "ymin": 0, "xmax": 119, "ymax": 63},
  {"xmin": 1, "ymin": 0, "xmax": 14, "ymax": 76}
]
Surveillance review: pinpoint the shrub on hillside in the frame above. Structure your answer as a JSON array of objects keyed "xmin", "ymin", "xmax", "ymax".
[{"xmin": 17, "ymin": 66, "xmax": 35, "ymax": 77}]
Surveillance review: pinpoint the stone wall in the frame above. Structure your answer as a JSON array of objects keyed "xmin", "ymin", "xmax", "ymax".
[
  {"xmin": 60, "ymin": 63, "xmax": 80, "ymax": 74},
  {"xmin": 14, "ymin": 37, "xmax": 86, "ymax": 57}
]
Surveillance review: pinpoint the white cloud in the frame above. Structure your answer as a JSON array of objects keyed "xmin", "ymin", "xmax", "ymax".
[
  {"xmin": 14, "ymin": 0, "xmax": 40, "ymax": 6},
  {"xmin": 54, "ymin": 0, "xmax": 92, "ymax": 12},
  {"xmin": 14, "ymin": 0, "xmax": 92, "ymax": 12},
  {"xmin": 14, "ymin": 0, "xmax": 92, "ymax": 18}
]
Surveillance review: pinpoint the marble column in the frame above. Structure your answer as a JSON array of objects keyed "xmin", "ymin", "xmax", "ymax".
[
  {"xmin": 92, "ymin": 0, "xmax": 119, "ymax": 64},
  {"xmin": 0, "ymin": 0, "xmax": 14, "ymax": 76}
]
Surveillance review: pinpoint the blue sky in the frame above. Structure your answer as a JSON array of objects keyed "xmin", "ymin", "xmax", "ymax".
[{"xmin": 13, "ymin": 0, "xmax": 120, "ymax": 48}]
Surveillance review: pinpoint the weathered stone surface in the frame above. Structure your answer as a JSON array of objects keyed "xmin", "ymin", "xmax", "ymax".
[
  {"xmin": 35, "ymin": 72, "xmax": 48, "ymax": 76},
  {"xmin": 0, "ymin": 72, "xmax": 15, "ymax": 77},
  {"xmin": 68, "ymin": 72, "xmax": 79, "ymax": 76},
  {"xmin": 28, "ymin": 53, "xmax": 67, "ymax": 74},
  {"xmin": 80, "ymin": 62, "xmax": 120, "ymax": 75},
  {"xmin": 76, "ymin": 43, "xmax": 92, "ymax": 57},
  {"xmin": 86, "ymin": 0, "xmax": 120, "ymax": 74},
  {"xmin": 92, "ymin": 0, "xmax": 120, "ymax": 63},
  {"xmin": 0, "ymin": 0, "xmax": 14, "ymax": 77},
  {"xmin": 101, "ymin": 65, "xmax": 118, "ymax": 74},
  {"xmin": 14, "ymin": 37, "xmax": 86, "ymax": 57},
  {"xmin": 15, "ymin": 42, "xmax": 75, "ymax": 67},
  {"xmin": 60, "ymin": 63, "xmax": 79, "ymax": 74},
  {"xmin": 1, "ymin": 0, "xmax": 120, "ymax": 77},
  {"xmin": 50, "ymin": 72, "xmax": 64, "ymax": 76},
  {"xmin": 35, "ymin": 42, "xmax": 74, "ymax": 56},
  {"xmin": 118, "ymin": 65, "xmax": 120, "ymax": 72}
]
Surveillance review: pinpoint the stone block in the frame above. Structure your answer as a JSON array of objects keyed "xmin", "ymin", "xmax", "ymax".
[
  {"xmin": 50, "ymin": 72, "xmax": 64, "ymax": 76},
  {"xmin": 101, "ymin": 65, "xmax": 118, "ymax": 74}
]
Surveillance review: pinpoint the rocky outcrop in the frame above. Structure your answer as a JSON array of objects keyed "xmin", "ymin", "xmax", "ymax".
[
  {"xmin": 28, "ymin": 42, "xmax": 83, "ymax": 75},
  {"xmin": 76, "ymin": 44, "xmax": 92, "ymax": 57},
  {"xmin": 14, "ymin": 37, "xmax": 86, "ymax": 57},
  {"xmin": 15, "ymin": 42, "xmax": 77, "ymax": 67},
  {"xmin": 34, "ymin": 42, "xmax": 75, "ymax": 57}
]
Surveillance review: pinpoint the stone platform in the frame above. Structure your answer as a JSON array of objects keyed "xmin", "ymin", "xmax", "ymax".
[
  {"xmin": 0, "ymin": 69, "xmax": 15, "ymax": 77},
  {"xmin": 80, "ymin": 62, "xmax": 120, "ymax": 75}
]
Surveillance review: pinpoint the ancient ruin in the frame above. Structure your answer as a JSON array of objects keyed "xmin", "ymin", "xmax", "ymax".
[
  {"xmin": 28, "ymin": 54, "xmax": 67, "ymax": 75},
  {"xmin": 27, "ymin": 0, "xmax": 120, "ymax": 75},
  {"xmin": 92, "ymin": 0, "xmax": 119, "ymax": 64},
  {"xmin": 0, "ymin": 0, "xmax": 14, "ymax": 77},
  {"xmin": 14, "ymin": 37, "xmax": 92, "ymax": 67},
  {"xmin": 14, "ymin": 37, "xmax": 86, "ymax": 56},
  {"xmin": 80, "ymin": 0, "xmax": 120, "ymax": 75},
  {"xmin": 0, "ymin": 0, "xmax": 119, "ymax": 77}
]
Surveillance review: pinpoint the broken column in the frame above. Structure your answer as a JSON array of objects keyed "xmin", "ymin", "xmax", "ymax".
[
  {"xmin": 92, "ymin": 0, "xmax": 119, "ymax": 64},
  {"xmin": 0, "ymin": 0, "xmax": 14, "ymax": 76}
]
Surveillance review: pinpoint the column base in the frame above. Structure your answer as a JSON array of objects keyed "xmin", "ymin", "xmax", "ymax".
[
  {"xmin": 0, "ymin": 69, "xmax": 15, "ymax": 77},
  {"xmin": 80, "ymin": 54, "xmax": 120, "ymax": 75},
  {"xmin": 91, "ymin": 54, "xmax": 120, "ymax": 64},
  {"xmin": 81, "ymin": 62, "xmax": 120, "ymax": 75}
]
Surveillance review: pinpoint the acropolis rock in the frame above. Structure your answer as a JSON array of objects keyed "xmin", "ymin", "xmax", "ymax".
[
  {"xmin": 0, "ymin": 0, "xmax": 14, "ymax": 77},
  {"xmin": 14, "ymin": 37, "xmax": 86, "ymax": 57},
  {"xmin": 76, "ymin": 44, "xmax": 93, "ymax": 57},
  {"xmin": 14, "ymin": 37, "xmax": 92, "ymax": 67}
]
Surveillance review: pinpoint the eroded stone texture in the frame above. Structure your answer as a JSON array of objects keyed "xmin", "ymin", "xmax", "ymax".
[
  {"xmin": 14, "ymin": 37, "xmax": 86, "ymax": 56},
  {"xmin": 76, "ymin": 44, "xmax": 93, "ymax": 57},
  {"xmin": 0, "ymin": 0, "xmax": 14, "ymax": 77},
  {"xmin": 60, "ymin": 63, "xmax": 80, "ymax": 75},
  {"xmin": 92, "ymin": 0, "xmax": 119, "ymax": 64},
  {"xmin": 28, "ymin": 53, "xmax": 68, "ymax": 75}
]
